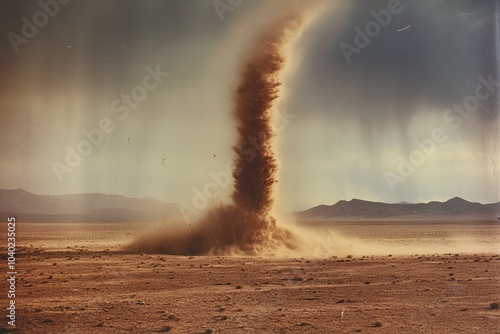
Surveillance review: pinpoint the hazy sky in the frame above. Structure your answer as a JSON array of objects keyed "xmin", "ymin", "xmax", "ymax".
[{"xmin": 0, "ymin": 0, "xmax": 498, "ymax": 213}]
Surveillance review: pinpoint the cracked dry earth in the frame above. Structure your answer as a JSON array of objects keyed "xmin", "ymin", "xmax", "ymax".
[{"xmin": 1, "ymin": 222, "xmax": 499, "ymax": 333}]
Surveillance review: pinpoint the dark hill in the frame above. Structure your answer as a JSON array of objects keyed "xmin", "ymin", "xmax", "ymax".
[
  {"xmin": 295, "ymin": 197, "xmax": 499, "ymax": 219},
  {"xmin": 0, "ymin": 188, "xmax": 179, "ymax": 221}
]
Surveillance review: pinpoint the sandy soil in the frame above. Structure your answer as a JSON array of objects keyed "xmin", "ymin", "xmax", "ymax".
[{"xmin": 1, "ymin": 221, "xmax": 499, "ymax": 333}]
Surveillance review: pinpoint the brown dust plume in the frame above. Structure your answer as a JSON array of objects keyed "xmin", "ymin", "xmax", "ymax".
[{"xmin": 125, "ymin": 11, "xmax": 304, "ymax": 255}]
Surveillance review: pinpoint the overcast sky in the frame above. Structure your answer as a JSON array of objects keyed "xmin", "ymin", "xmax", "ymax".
[{"xmin": 0, "ymin": 0, "xmax": 498, "ymax": 212}]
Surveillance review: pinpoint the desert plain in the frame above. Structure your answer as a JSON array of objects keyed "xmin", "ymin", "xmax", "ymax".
[{"xmin": 1, "ymin": 218, "xmax": 499, "ymax": 333}]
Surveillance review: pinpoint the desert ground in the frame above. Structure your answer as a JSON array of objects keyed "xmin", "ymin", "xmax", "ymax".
[{"xmin": 1, "ymin": 219, "xmax": 499, "ymax": 333}]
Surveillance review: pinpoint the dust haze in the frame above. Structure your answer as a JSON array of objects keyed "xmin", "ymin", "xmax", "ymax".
[{"xmin": 125, "ymin": 3, "xmax": 499, "ymax": 258}]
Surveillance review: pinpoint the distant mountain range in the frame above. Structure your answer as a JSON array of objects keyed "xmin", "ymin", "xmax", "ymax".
[
  {"xmin": 294, "ymin": 197, "xmax": 500, "ymax": 219},
  {"xmin": 1, "ymin": 188, "xmax": 499, "ymax": 222},
  {"xmin": 0, "ymin": 188, "xmax": 180, "ymax": 221}
]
